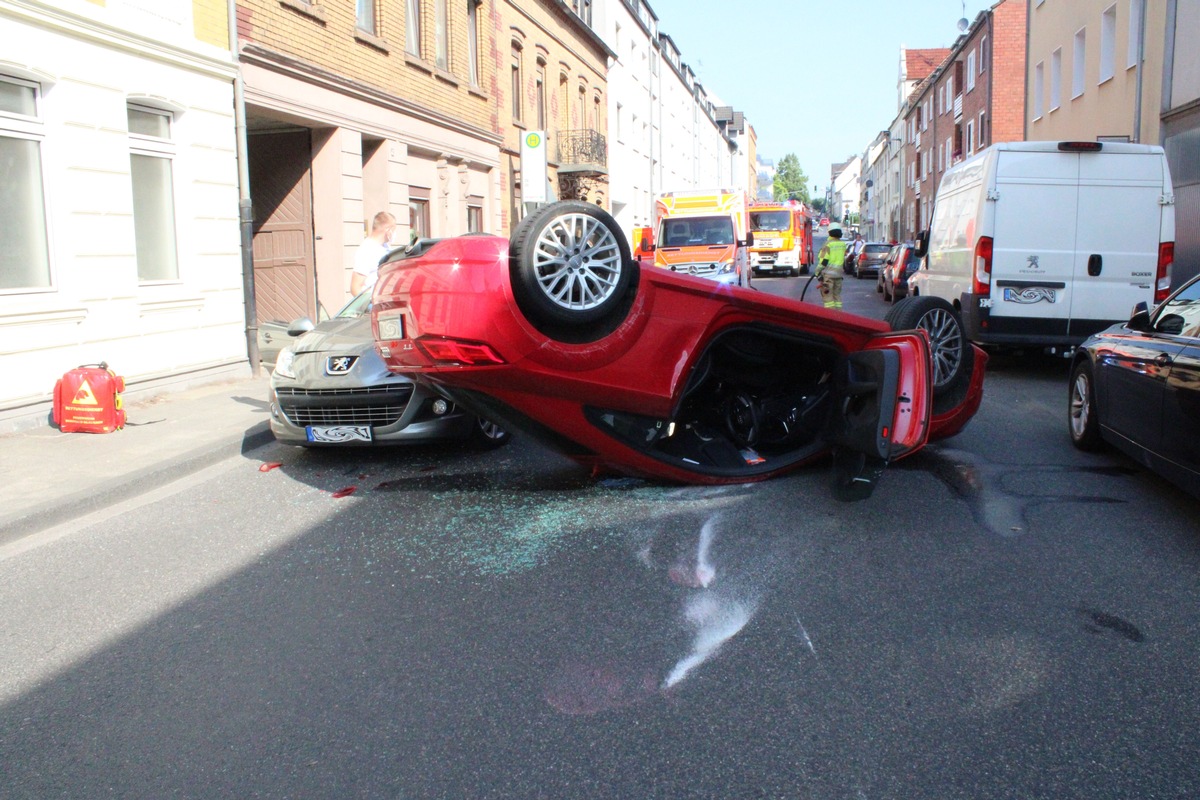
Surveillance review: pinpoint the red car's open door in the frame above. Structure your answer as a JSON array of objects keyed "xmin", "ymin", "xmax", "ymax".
[{"xmin": 827, "ymin": 331, "xmax": 933, "ymax": 500}]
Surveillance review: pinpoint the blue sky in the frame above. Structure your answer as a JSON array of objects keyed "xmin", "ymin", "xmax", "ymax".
[{"xmin": 645, "ymin": 0, "xmax": 998, "ymax": 191}]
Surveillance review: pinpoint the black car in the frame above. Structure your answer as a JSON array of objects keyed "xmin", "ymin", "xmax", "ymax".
[
  {"xmin": 1068, "ymin": 273, "xmax": 1200, "ymax": 498},
  {"xmin": 853, "ymin": 243, "xmax": 892, "ymax": 279}
]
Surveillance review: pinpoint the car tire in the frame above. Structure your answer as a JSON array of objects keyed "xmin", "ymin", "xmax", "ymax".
[
  {"xmin": 1068, "ymin": 359, "xmax": 1103, "ymax": 451},
  {"xmin": 471, "ymin": 416, "xmax": 512, "ymax": 450},
  {"xmin": 510, "ymin": 201, "xmax": 636, "ymax": 328},
  {"xmin": 886, "ymin": 295, "xmax": 974, "ymax": 416}
]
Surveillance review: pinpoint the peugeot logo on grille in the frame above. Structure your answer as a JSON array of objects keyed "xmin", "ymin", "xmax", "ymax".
[{"xmin": 326, "ymin": 355, "xmax": 358, "ymax": 375}]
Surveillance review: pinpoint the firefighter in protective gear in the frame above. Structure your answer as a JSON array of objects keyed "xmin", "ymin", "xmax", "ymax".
[{"xmin": 815, "ymin": 228, "xmax": 848, "ymax": 309}]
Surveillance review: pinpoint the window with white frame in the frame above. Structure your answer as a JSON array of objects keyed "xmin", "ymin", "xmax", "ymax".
[
  {"xmin": 406, "ymin": 0, "xmax": 421, "ymax": 56},
  {"xmin": 1072, "ymin": 28, "xmax": 1086, "ymax": 98},
  {"xmin": 938, "ymin": 85, "xmax": 945, "ymax": 113},
  {"xmin": 966, "ymin": 119, "xmax": 975, "ymax": 155},
  {"xmin": 978, "ymin": 110, "xmax": 987, "ymax": 147},
  {"xmin": 1127, "ymin": 0, "xmax": 1141, "ymax": 68},
  {"xmin": 938, "ymin": 142, "xmax": 944, "ymax": 171},
  {"xmin": 434, "ymin": 0, "xmax": 449, "ymax": 70},
  {"xmin": 127, "ymin": 104, "xmax": 179, "ymax": 282},
  {"xmin": 356, "ymin": 0, "xmax": 376, "ymax": 34},
  {"xmin": 1100, "ymin": 5, "xmax": 1116, "ymax": 83},
  {"xmin": 467, "ymin": 0, "xmax": 481, "ymax": 85},
  {"xmin": 1050, "ymin": 48, "xmax": 1062, "ymax": 109},
  {"xmin": 967, "ymin": 51, "xmax": 976, "ymax": 90},
  {"xmin": 945, "ymin": 136, "xmax": 952, "ymax": 164},
  {"xmin": 980, "ymin": 37, "xmax": 988, "ymax": 73},
  {"xmin": 1034, "ymin": 60, "xmax": 1045, "ymax": 118},
  {"xmin": 0, "ymin": 75, "xmax": 51, "ymax": 290}
]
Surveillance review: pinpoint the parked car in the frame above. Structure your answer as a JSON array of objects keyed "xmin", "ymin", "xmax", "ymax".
[
  {"xmin": 371, "ymin": 201, "xmax": 987, "ymax": 500},
  {"xmin": 1067, "ymin": 273, "xmax": 1200, "ymax": 498},
  {"xmin": 880, "ymin": 244, "xmax": 919, "ymax": 302},
  {"xmin": 854, "ymin": 242, "xmax": 892, "ymax": 279},
  {"xmin": 268, "ymin": 291, "xmax": 510, "ymax": 449}
]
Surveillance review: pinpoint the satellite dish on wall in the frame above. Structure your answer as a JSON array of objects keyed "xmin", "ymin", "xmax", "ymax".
[{"xmin": 957, "ymin": 17, "xmax": 969, "ymax": 32}]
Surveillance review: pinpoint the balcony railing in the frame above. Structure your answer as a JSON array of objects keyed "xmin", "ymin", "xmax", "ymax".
[
  {"xmin": 953, "ymin": 93, "xmax": 963, "ymax": 120},
  {"xmin": 556, "ymin": 129, "xmax": 608, "ymax": 174}
]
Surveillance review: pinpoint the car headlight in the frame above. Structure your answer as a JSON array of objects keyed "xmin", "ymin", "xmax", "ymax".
[
  {"xmin": 718, "ymin": 262, "xmax": 734, "ymax": 274},
  {"xmin": 274, "ymin": 348, "xmax": 296, "ymax": 379}
]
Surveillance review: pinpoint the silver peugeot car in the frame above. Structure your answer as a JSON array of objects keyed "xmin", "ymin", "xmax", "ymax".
[{"xmin": 267, "ymin": 291, "xmax": 509, "ymax": 448}]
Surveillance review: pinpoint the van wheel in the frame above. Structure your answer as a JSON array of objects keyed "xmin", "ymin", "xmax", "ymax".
[
  {"xmin": 886, "ymin": 296, "xmax": 974, "ymax": 415},
  {"xmin": 1068, "ymin": 359, "xmax": 1103, "ymax": 451},
  {"xmin": 510, "ymin": 201, "xmax": 636, "ymax": 328}
]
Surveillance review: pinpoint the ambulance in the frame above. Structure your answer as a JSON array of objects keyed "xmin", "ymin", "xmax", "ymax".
[{"xmin": 649, "ymin": 189, "xmax": 752, "ymax": 288}]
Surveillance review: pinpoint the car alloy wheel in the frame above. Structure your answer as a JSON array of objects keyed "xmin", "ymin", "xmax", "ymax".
[
  {"xmin": 1068, "ymin": 359, "xmax": 1103, "ymax": 450},
  {"xmin": 886, "ymin": 296, "xmax": 974, "ymax": 415},
  {"xmin": 510, "ymin": 201, "xmax": 636, "ymax": 330}
]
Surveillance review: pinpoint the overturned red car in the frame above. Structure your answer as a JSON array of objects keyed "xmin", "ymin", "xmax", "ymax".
[{"xmin": 372, "ymin": 202, "xmax": 985, "ymax": 499}]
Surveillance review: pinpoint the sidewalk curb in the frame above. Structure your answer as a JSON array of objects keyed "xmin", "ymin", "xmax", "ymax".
[{"xmin": 0, "ymin": 422, "xmax": 274, "ymax": 546}]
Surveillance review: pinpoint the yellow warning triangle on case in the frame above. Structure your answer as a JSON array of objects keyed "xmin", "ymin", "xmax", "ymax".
[{"xmin": 72, "ymin": 379, "xmax": 99, "ymax": 406}]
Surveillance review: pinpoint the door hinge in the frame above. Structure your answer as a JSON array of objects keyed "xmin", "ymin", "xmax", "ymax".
[
  {"xmin": 1160, "ymin": 194, "xmax": 1175, "ymax": 206},
  {"xmin": 986, "ymin": 189, "xmax": 1001, "ymax": 201}
]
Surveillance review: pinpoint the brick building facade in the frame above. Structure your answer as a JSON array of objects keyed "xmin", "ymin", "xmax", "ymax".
[{"xmin": 902, "ymin": 0, "xmax": 1026, "ymax": 240}]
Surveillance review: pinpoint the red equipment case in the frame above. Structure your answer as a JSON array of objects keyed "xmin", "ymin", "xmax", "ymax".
[{"xmin": 53, "ymin": 362, "xmax": 126, "ymax": 434}]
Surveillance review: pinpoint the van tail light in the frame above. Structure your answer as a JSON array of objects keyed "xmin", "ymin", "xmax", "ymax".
[
  {"xmin": 972, "ymin": 236, "xmax": 993, "ymax": 297},
  {"xmin": 415, "ymin": 336, "xmax": 506, "ymax": 366},
  {"xmin": 1155, "ymin": 242, "xmax": 1174, "ymax": 304}
]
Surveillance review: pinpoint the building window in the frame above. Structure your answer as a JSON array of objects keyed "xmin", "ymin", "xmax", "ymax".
[
  {"xmin": 0, "ymin": 76, "xmax": 51, "ymax": 290},
  {"xmin": 467, "ymin": 0, "xmax": 480, "ymax": 85},
  {"xmin": 127, "ymin": 104, "xmax": 179, "ymax": 283},
  {"xmin": 1072, "ymin": 28, "xmax": 1086, "ymax": 98},
  {"xmin": 945, "ymin": 136, "xmax": 952, "ymax": 166},
  {"xmin": 1127, "ymin": 0, "xmax": 1141, "ymax": 68},
  {"xmin": 1100, "ymin": 5, "xmax": 1116, "ymax": 83},
  {"xmin": 980, "ymin": 37, "xmax": 988, "ymax": 73},
  {"xmin": 356, "ymin": 0, "xmax": 376, "ymax": 34},
  {"xmin": 434, "ymin": 0, "xmax": 449, "ymax": 70},
  {"xmin": 615, "ymin": 102, "xmax": 623, "ymax": 142},
  {"xmin": 966, "ymin": 51, "xmax": 976, "ymax": 90},
  {"xmin": 467, "ymin": 202, "xmax": 483, "ymax": 233},
  {"xmin": 1034, "ymin": 60, "xmax": 1045, "ymax": 118},
  {"xmin": 536, "ymin": 57, "xmax": 547, "ymax": 130},
  {"xmin": 966, "ymin": 119, "xmax": 975, "ymax": 155},
  {"xmin": 938, "ymin": 85, "xmax": 945, "ymax": 114},
  {"xmin": 978, "ymin": 111, "xmax": 987, "ymax": 147},
  {"xmin": 511, "ymin": 42, "xmax": 523, "ymax": 123},
  {"xmin": 410, "ymin": 195, "xmax": 430, "ymax": 238},
  {"xmin": 406, "ymin": 0, "xmax": 421, "ymax": 56},
  {"xmin": 938, "ymin": 142, "xmax": 944, "ymax": 171},
  {"xmin": 570, "ymin": 0, "xmax": 592, "ymax": 26},
  {"xmin": 1050, "ymin": 47, "xmax": 1062, "ymax": 110}
]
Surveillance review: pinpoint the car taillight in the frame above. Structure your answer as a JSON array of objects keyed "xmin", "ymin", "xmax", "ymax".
[
  {"xmin": 1156, "ymin": 242, "xmax": 1174, "ymax": 304},
  {"xmin": 415, "ymin": 336, "xmax": 506, "ymax": 366},
  {"xmin": 972, "ymin": 236, "xmax": 993, "ymax": 297}
]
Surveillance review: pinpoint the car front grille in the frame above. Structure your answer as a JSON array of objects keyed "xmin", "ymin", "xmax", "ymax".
[
  {"xmin": 668, "ymin": 263, "xmax": 721, "ymax": 276},
  {"xmin": 276, "ymin": 384, "xmax": 415, "ymax": 428}
]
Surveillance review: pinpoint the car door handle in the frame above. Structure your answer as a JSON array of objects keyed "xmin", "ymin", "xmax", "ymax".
[
  {"xmin": 1088, "ymin": 254, "xmax": 1102, "ymax": 277},
  {"xmin": 1155, "ymin": 353, "xmax": 1172, "ymax": 367}
]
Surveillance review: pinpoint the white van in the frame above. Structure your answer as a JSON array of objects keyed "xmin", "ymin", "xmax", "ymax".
[{"xmin": 910, "ymin": 141, "xmax": 1175, "ymax": 349}]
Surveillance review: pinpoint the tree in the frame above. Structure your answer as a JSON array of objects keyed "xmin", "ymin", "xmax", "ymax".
[{"xmin": 771, "ymin": 153, "xmax": 810, "ymax": 204}]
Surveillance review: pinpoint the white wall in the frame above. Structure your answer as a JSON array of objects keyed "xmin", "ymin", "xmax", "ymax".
[{"xmin": 0, "ymin": 1, "xmax": 243, "ymax": 426}]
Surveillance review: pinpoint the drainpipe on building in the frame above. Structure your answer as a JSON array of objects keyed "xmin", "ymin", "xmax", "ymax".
[
  {"xmin": 1132, "ymin": 0, "xmax": 1147, "ymax": 143},
  {"xmin": 228, "ymin": 0, "xmax": 260, "ymax": 376}
]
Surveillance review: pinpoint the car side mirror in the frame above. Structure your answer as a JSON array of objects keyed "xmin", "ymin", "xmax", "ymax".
[
  {"xmin": 287, "ymin": 317, "xmax": 315, "ymax": 337},
  {"xmin": 912, "ymin": 231, "xmax": 929, "ymax": 259},
  {"xmin": 1127, "ymin": 301, "xmax": 1151, "ymax": 332},
  {"xmin": 741, "ymin": 232, "xmax": 754, "ymax": 247}
]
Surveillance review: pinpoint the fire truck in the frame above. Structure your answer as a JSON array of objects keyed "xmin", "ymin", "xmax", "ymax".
[
  {"xmin": 649, "ymin": 189, "xmax": 752, "ymax": 288},
  {"xmin": 748, "ymin": 200, "xmax": 815, "ymax": 277}
]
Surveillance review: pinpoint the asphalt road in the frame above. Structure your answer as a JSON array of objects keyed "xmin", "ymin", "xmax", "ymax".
[{"xmin": 3, "ymin": 265, "xmax": 1200, "ymax": 798}]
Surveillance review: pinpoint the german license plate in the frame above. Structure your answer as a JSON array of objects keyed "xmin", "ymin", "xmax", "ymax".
[{"xmin": 306, "ymin": 425, "xmax": 372, "ymax": 443}]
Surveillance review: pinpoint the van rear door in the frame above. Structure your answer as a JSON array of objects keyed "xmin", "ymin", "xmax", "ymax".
[
  {"xmin": 990, "ymin": 150, "xmax": 1078, "ymax": 342},
  {"xmin": 1068, "ymin": 151, "xmax": 1163, "ymax": 341}
]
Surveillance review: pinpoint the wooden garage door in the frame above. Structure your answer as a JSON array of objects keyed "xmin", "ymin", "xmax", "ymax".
[{"xmin": 249, "ymin": 130, "xmax": 315, "ymax": 323}]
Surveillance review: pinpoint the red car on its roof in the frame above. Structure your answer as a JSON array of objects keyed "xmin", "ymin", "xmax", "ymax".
[{"xmin": 371, "ymin": 202, "xmax": 985, "ymax": 500}]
